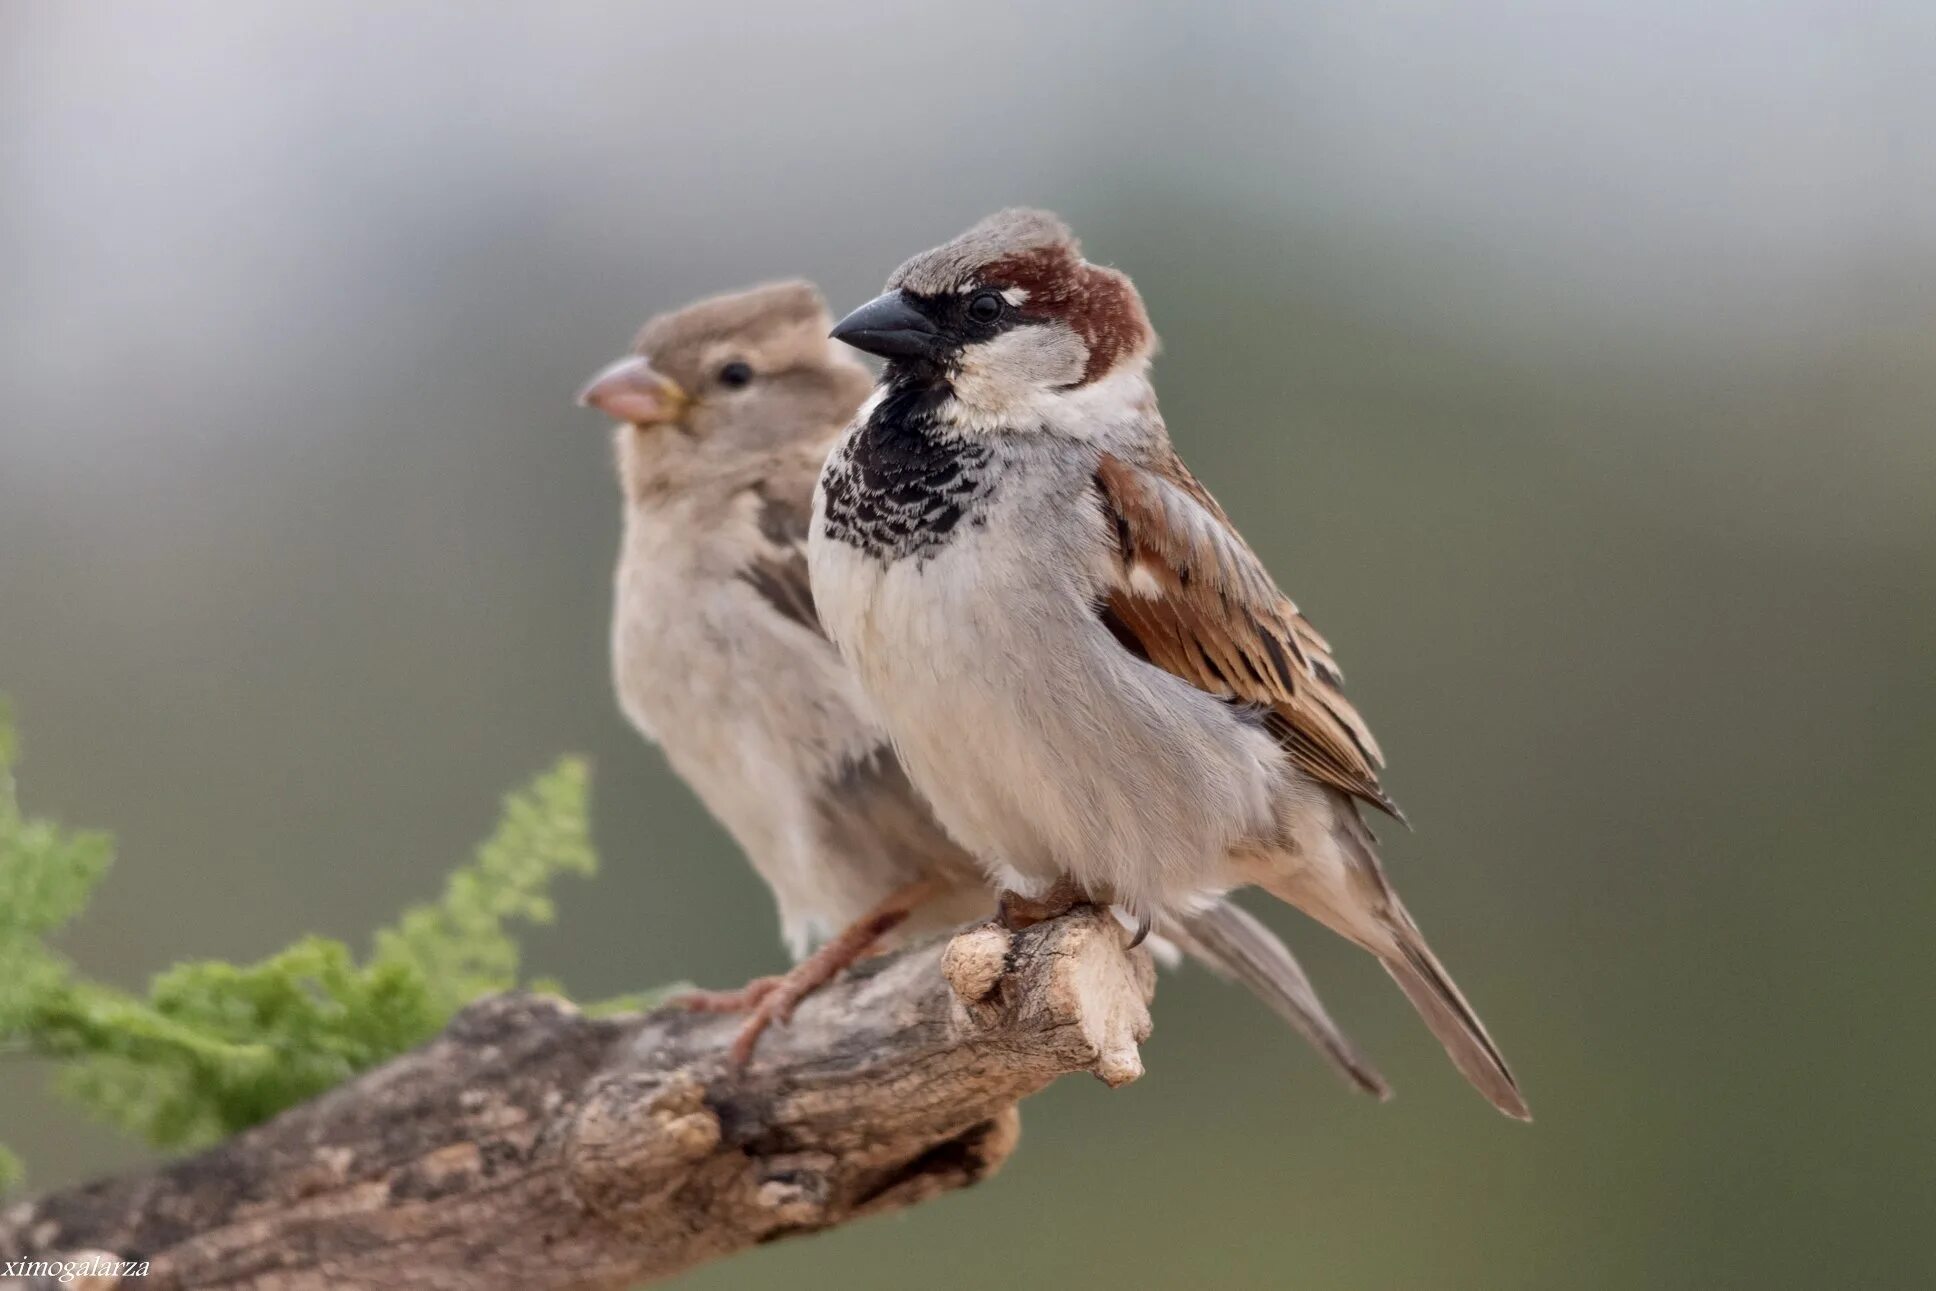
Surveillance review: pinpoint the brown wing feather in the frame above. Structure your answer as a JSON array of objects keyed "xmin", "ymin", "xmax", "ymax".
[
  {"xmin": 1094, "ymin": 451, "xmax": 1398, "ymax": 818},
  {"xmin": 736, "ymin": 448, "xmax": 831, "ymax": 639}
]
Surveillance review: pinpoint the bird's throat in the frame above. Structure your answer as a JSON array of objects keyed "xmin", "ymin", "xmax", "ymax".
[{"xmin": 819, "ymin": 382, "xmax": 995, "ymax": 563}]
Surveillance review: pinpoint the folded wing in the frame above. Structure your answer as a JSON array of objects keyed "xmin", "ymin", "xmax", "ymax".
[{"xmin": 1093, "ymin": 450, "xmax": 1399, "ymax": 819}]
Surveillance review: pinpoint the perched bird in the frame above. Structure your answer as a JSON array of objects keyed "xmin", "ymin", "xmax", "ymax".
[
  {"xmin": 581, "ymin": 280, "xmax": 1386, "ymax": 1091},
  {"xmin": 810, "ymin": 212, "xmax": 1529, "ymax": 1118}
]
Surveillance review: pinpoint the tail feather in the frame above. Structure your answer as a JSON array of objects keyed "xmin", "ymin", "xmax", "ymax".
[
  {"xmin": 1378, "ymin": 909, "xmax": 1530, "ymax": 1121},
  {"xmin": 1259, "ymin": 809, "xmax": 1531, "ymax": 1121},
  {"xmin": 1172, "ymin": 899, "xmax": 1391, "ymax": 1100}
]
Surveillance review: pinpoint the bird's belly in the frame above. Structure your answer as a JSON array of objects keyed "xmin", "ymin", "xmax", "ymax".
[{"xmin": 837, "ymin": 541, "xmax": 1281, "ymax": 920}]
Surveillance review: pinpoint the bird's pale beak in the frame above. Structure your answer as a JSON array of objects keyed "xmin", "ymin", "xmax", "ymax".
[
  {"xmin": 829, "ymin": 291, "xmax": 943, "ymax": 360},
  {"xmin": 577, "ymin": 356, "xmax": 690, "ymax": 426}
]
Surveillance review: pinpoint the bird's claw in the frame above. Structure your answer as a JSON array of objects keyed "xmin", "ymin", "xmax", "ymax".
[
  {"xmin": 671, "ymin": 976, "xmax": 785, "ymax": 1014},
  {"xmin": 726, "ymin": 984, "xmax": 809, "ymax": 1069}
]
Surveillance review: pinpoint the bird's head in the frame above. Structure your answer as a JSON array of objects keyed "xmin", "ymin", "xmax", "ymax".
[
  {"xmin": 830, "ymin": 209, "xmax": 1155, "ymax": 430},
  {"xmin": 580, "ymin": 281, "xmax": 873, "ymax": 494}
]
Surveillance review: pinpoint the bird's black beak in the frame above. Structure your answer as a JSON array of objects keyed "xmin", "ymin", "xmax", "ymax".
[{"xmin": 830, "ymin": 291, "xmax": 942, "ymax": 360}]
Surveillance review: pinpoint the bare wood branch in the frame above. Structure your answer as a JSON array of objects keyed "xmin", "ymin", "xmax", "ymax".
[{"xmin": 0, "ymin": 909, "xmax": 1154, "ymax": 1290}]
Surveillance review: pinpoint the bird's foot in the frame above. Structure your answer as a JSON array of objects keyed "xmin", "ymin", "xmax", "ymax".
[
  {"xmin": 724, "ymin": 966, "xmax": 824, "ymax": 1069},
  {"xmin": 671, "ymin": 976, "xmax": 786, "ymax": 1014},
  {"xmin": 996, "ymin": 876, "xmax": 1091, "ymax": 931},
  {"xmin": 724, "ymin": 878, "xmax": 940, "ymax": 1069}
]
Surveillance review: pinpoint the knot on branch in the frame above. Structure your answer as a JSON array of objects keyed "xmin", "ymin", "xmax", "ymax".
[
  {"xmin": 945, "ymin": 911, "xmax": 1156, "ymax": 1087},
  {"xmin": 567, "ymin": 1071, "xmax": 723, "ymax": 1220}
]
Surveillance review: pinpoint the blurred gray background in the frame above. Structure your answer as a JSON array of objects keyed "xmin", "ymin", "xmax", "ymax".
[{"xmin": 3, "ymin": 2, "xmax": 1932, "ymax": 1287}]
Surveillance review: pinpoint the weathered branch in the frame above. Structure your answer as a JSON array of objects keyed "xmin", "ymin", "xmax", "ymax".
[{"xmin": 0, "ymin": 909, "xmax": 1153, "ymax": 1290}]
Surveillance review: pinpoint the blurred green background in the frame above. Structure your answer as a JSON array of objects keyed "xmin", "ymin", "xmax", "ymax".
[{"xmin": 3, "ymin": 3, "xmax": 1932, "ymax": 1287}]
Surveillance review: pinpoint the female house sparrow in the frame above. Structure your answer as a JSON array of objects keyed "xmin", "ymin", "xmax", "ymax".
[
  {"xmin": 581, "ymin": 281, "xmax": 1386, "ymax": 1092},
  {"xmin": 810, "ymin": 214, "xmax": 1528, "ymax": 1118}
]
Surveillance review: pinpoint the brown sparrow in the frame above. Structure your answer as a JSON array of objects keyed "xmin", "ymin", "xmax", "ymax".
[
  {"xmin": 809, "ymin": 213, "xmax": 1527, "ymax": 1117},
  {"xmin": 582, "ymin": 280, "xmax": 1386, "ymax": 1092}
]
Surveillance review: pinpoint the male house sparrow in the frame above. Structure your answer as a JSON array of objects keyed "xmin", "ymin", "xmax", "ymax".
[
  {"xmin": 809, "ymin": 213, "xmax": 1528, "ymax": 1118},
  {"xmin": 582, "ymin": 281, "xmax": 1386, "ymax": 1091}
]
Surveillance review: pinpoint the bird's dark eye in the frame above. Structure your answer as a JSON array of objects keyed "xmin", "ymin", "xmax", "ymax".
[
  {"xmin": 718, "ymin": 360, "xmax": 754, "ymax": 388},
  {"xmin": 966, "ymin": 290, "xmax": 1004, "ymax": 325}
]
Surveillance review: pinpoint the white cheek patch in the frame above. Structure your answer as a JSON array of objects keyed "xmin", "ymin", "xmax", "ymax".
[{"xmin": 946, "ymin": 325, "xmax": 1087, "ymax": 423}]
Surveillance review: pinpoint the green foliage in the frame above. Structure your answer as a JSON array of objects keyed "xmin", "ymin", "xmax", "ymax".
[
  {"xmin": 372, "ymin": 755, "xmax": 595, "ymax": 1018},
  {"xmin": 0, "ymin": 699, "xmax": 116, "ymax": 1048},
  {"xmin": 0, "ymin": 698, "xmax": 597, "ymax": 1188}
]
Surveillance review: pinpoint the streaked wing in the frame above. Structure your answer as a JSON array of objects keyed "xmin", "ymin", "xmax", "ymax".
[
  {"xmin": 737, "ymin": 450, "xmax": 827, "ymax": 638},
  {"xmin": 1094, "ymin": 450, "xmax": 1398, "ymax": 817}
]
